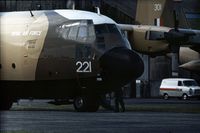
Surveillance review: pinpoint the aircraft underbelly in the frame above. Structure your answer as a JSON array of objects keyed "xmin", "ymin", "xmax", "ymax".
[{"xmin": 1, "ymin": 80, "xmax": 78, "ymax": 98}]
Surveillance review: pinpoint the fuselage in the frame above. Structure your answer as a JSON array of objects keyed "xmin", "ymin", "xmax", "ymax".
[{"xmin": 0, "ymin": 10, "xmax": 144, "ymax": 100}]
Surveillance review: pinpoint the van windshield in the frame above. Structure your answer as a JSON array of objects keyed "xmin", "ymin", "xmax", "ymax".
[{"xmin": 183, "ymin": 80, "xmax": 199, "ymax": 86}]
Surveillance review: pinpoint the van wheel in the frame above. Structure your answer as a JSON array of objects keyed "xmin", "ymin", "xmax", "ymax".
[
  {"xmin": 163, "ymin": 94, "xmax": 169, "ymax": 100},
  {"xmin": 182, "ymin": 94, "xmax": 188, "ymax": 100}
]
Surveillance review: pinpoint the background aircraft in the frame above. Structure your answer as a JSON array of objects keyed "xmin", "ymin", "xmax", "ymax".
[
  {"xmin": 118, "ymin": 0, "xmax": 200, "ymax": 75},
  {"xmin": 0, "ymin": 9, "xmax": 144, "ymax": 111},
  {"xmin": 1, "ymin": 0, "xmax": 199, "ymax": 111}
]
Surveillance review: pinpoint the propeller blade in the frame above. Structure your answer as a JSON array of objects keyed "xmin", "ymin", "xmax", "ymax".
[{"xmin": 173, "ymin": 10, "xmax": 179, "ymax": 32}]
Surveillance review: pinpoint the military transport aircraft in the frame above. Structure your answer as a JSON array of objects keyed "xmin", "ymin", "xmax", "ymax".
[
  {"xmin": 118, "ymin": 24, "xmax": 200, "ymax": 73},
  {"xmin": 1, "ymin": 0, "xmax": 200, "ymax": 112},
  {"xmin": 0, "ymin": 9, "xmax": 144, "ymax": 111},
  {"xmin": 118, "ymin": 0, "xmax": 200, "ymax": 74}
]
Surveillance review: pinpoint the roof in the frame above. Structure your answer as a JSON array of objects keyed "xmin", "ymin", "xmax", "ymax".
[
  {"xmin": 0, "ymin": 9, "xmax": 116, "ymax": 25},
  {"xmin": 55, "ymin": 9, "xmax": 116, "ymax": 25},
  {"xmin": 162, "ymin": 78, "xmax": 195, "ymax": 81}
]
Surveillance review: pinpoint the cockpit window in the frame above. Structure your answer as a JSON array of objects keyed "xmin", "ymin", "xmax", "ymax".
[
  {"xmin": 78, "ymin": 26, "xmax": 87, "ymax": 37},
  {"xmin": 94, "ymin": 24, "xmax": 127, "ymax": 52},
  {"xmin": 56, "ymin": 20, "xmax": 95, "ymax": 43},
  {"xmin": 107, "ymin": 24, "xmax": 120, "ymax": 33},
  {"xmin": 68, "ymin": 26, "xmax": 79, "ymax": 40},
  {"xmin": 95, "ymin": 24, "xmax": 121, "ymax": 35},
  {"xmin": 95, "ymin": 24, "xmax": 108, "ymax": 35}
]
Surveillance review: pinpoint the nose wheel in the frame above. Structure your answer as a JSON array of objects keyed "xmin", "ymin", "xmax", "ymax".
[
  {"xmin": 73, "ymin": 95, "xmax": 100, "ymax": 112},
  {"xmin": 74, "ymin": 97, "xmax": 84, "ymax": 110}
]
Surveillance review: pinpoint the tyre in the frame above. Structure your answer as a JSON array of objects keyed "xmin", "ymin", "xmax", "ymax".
[
  {"xmin": 73, "ymin": 96, "xmax": 100, "ymax": 112},
  {"xmin": 182, "ymin": 94, "xmax": 188, "ymax": 100},
  {"xmin": 163, "ymin": 93, "xmax": 169, "ymax": 100},
  {"xmin": 73, "ymin": 97, "xmax": 86, "ymax": 112}
]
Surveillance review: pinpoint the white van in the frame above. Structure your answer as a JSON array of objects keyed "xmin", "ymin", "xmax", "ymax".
[{"xmin": 160, "ymin": 78, "xmax": 200, "ymax": 100}]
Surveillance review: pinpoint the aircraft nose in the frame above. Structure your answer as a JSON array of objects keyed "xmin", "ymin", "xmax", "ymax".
[{"xmin": 100, "ymin": 47, "xmax": 144, "ymax": 87}]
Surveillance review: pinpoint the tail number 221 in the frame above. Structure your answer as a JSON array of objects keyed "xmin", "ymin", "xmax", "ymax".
[{"xmin": 76, "ymin": 61, "xmax": 92, "ymax": 73}]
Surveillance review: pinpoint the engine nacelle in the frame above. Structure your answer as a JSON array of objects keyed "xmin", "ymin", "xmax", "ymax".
[{"xmin": 119, "ymin": 24, "xmax": 171, "ymax": 56}]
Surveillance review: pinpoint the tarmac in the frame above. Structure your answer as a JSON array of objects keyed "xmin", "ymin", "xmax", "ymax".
[{"xmin": 1, "ymin": 98, "xmax": 200, "ymax": 133}]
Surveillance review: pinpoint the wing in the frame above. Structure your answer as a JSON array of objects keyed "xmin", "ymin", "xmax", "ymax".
[
  {"xmin": 118, "ymin": 24, "xmax": 171, "ymax": 56},
  {"xmin": 118, "ymin": 24, "xmax": 200, "ymax": 54},
  {"xmin": 118, "ymin": 24, "xmax": 200, "ymax": 73}
]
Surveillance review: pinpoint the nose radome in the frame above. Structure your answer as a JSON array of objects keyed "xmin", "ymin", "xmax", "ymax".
[{"xmin": 99, "ymin": 47, "xmax": 144, "ymax": 87}]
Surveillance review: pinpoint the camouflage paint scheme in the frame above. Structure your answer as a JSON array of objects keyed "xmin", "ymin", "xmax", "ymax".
[
  {"xmin": 1, "ymin": 0, "xmax": 200, "ymax": 111},
  {"xmin": 120, "ymin": 0, "xmax": 200, "ymax": 73},
  {"xmin": 0, "ymin": 10, "xmax": 144, "ymax": 111}
]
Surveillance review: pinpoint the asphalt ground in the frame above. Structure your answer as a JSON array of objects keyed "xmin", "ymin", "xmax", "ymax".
[
  {"xmin": 4, "ymin": 98, "xmax": 200, "ymax": 113},
  {"xmin": 1, "ymin": 99, "xmax": 200, "ymax": 133}
]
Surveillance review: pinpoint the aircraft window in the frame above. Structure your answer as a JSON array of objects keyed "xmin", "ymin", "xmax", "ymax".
[
  {"xmin": 80, "ymin": 21, "xmax": 87, "ymax": 26},
  {"xmin": 57, "ymin": 20, "xmax": 95, "ymax": 43},
  {"xmin": 94, "ymin": 24, "xmax": 126, "ymax": 51},
  {"xmin": 107, "ymin": 24, "xmax": 120, "ymax": 33},
  {"xmin": 62, "ymin": 28, "xmax": 70, "ymax": 40},
  {"xmin": 68, "ymin": 26, "xmax": 79, "ymax": 40},
  {"xmin": 88, "ymin": 26, "xmax": 95, "ymax": 37},
  {"xmin": 95, "ymin": 24, "xmax": 121, "ymax": 34},
  {"xmin": 77, "ymin": 26, "xmax": 87, "ymax": 41},
  {"xmin": 95, "ymin": 24, "xmax": 108, "ymax": 35},
  {"xmin": 94, "ymin": 25, "xmax": 107, "ymax": 50},
  {"xmin": 87, "ymin": 25, "xmax": 95, "ymax": 42}
]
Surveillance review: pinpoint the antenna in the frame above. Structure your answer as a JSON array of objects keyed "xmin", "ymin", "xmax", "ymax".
[
  {"xmin": 95, "ymin": 7, "xmax": 101, "ymax": 15},
  {"xmin": 67, "ymin": 0, "xmax": 75, "ymax": 10},
  {"xmin": 29, "ymin": 9, "xmax": 34, "ymax": 17},
  {"xmin": 29, "ymin": 0, "xmax": 34, "ymax": 17},
  {"xmin": 173, "ymin": 10, "xmax": 179, "ymax": 31},
  {"xmin": 173, "ymin": 0, "xmax": 183, "ymax": 31},
  {"xmin": 72, "ymin": 1, "xmax": 75, "ymax": 10}
]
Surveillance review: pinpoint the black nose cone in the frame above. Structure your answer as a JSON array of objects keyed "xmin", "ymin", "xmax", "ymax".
[{"xmin": 100, "ymin": 47, "xmax": 144, "ymax": 87}]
